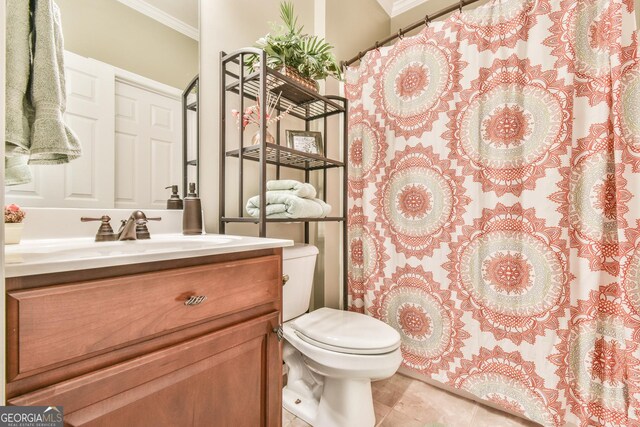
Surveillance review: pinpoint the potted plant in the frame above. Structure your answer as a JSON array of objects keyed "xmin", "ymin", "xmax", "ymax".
[
  {"xmin": 4, "ymin": 204, "xmax": 26, "ymax": 245},
  {"xmin": 245, "ymin": 1, "xmax": 342, "ymax": 93}
]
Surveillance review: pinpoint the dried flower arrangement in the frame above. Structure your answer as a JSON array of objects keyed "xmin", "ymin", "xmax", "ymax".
[
  {"xmin": 5, "ymin": 204, "xmax": 26, "ymax": 223},
  {"xmin": 231, "ymin": 91, "xmax": 294, "ymax": 130}
]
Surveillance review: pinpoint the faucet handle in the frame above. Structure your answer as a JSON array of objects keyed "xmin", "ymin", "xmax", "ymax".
[
  {"xmin": 81, "ymin": 216, "xmax": 117, "ymax": 242},
  {"xmin": 81, "ymin": 215, "xmax": 111, "ymax": 223},
  {"xmin": 128, "ymin": 211, "xmax": 161, "ymax": 224},
  {"xmin": 133, "ymin": 215, "xmax": 161, "ymax": 240}
]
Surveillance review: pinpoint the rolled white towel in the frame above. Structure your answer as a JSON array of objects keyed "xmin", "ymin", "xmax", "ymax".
[
  {"xmin": 246, "ymin": 192, "xmax": 331, "ymax": 219},
  {"xmin": 266, "ymin": 179, "xmax": 317, "ymax": 199}
]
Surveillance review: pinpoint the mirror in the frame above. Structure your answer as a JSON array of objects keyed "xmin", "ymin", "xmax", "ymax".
[{"xmin": 5, "ymin": 0, "xmax": 199, "ymax": 209}]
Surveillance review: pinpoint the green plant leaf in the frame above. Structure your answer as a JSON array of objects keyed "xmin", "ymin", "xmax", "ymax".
[{"xmin": 248, "ymin": 1, "xmax": 343, "ymax": 81}]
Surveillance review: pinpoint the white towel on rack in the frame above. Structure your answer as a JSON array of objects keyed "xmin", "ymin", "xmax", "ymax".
[
  {"xmin": 266, "ymin": 180, "xmax": 317, "ymax": 199},
  {"xmin": 246, "ymin": 192, "xmax": 331, "ymax": 219}
]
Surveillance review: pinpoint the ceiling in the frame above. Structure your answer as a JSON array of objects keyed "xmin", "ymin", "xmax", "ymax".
[
  {"xmin": 117, "ymin": 0, "xmax": 199, "ymax": 40},
  {"xmin": 376, "ymin": 0, "xmax": 428, "ymax": 17}
]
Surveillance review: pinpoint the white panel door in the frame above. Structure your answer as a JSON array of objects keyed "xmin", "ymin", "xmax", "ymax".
[
  {"xmin": 62, "ymin": 53, "xmax": 115, "ymax": 207},
  {"xmin": 114, "ymin": 82, "xmax": 182, "ymax": 209},
  {"xmin": 5, "ymin": 51, "xmax": 115, "ymax": 208}
]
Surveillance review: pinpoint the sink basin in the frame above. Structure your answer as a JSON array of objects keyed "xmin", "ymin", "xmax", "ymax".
[
  {"xmin": 5, "ymin": 233, "xmax": 293, "ymax": 277},
  {"xmin": 13, "ymin": 235, "xmax": 239, "ymax": 261}
]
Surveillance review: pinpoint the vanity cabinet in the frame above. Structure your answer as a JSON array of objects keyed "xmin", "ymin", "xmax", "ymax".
[{"xmin": 5, "ymin": 248, "xmax": 283, "ymax": 427}]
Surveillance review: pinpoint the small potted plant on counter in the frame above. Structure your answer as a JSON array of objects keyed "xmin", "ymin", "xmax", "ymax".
[
  {"xmin": 4, "ymin": 204, "xmax": 26, "ymax": 245},
  {"xmin": 245, "ymin": 1, "xmax": 342, "ymax": 93}
]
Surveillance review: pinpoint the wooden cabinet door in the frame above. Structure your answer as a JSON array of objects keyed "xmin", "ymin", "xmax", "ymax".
[{"xmin": 10, "ymin": 313, "xmax": 282, "ymax": 427}]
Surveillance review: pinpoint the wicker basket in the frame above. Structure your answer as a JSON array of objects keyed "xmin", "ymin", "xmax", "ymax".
[{"xmin": 278, "ymin": 66, "xmax": 319, "ymax": 93}]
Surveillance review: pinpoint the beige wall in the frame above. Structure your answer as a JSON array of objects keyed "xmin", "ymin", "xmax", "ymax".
[
  {"xmin": 391, "ymin": 0, "xmax": 489, "ymax": 34},
  {"xmin": 56, "ymin": 0, "xmax": 198, "ymax": 89},
  {"xmin": 326, "ymin": 0, "xmax": 390, "ymax": 62}
]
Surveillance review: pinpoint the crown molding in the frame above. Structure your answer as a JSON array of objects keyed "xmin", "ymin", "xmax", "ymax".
[
  {"xmin": 376, "ymin": 0, "xmax": 395, "ymax": 15},
  {"xmin": 114, "ymin": 67, "xmax": 182, "ymax": 100},
  {"xmin": 117, "ymin": 0, "xmax": 199, "ymax": 41},
  {"xmin": 391, "ymin": 0, "xmax": 428, "ymax": 16}
]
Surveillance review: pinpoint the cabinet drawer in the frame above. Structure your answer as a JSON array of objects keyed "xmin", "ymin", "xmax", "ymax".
[{"xmin": 7, "ymin": 255, "xmax": 281, "ymax": 378}]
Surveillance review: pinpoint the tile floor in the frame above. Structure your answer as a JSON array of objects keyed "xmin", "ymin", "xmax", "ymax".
[{"xmin": 282, "ymin": 373, "xmax": 540, "ymax": 427}]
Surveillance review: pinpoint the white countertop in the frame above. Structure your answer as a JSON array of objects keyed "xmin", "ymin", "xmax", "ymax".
[{"xmin": 5, "ymin": 233, "xmax": 294, "ymax": 278}]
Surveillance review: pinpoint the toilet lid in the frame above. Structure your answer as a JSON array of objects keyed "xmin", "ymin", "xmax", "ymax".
[{"xmin": 290, "ymin": 307, "xmax": 401, "ymax": 355}]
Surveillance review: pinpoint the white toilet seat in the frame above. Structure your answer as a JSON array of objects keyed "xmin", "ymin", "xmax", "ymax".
[
  {"xmin": 283, "ymin": 316, "xmax": 402, "ymax": 380},
  {"xmin": 293, "ymin": 331, "xmax": 400, "ymax": 355},
  {"xmin": 290, "ymin": 307, "xmax": 401, "ymax": 355}
]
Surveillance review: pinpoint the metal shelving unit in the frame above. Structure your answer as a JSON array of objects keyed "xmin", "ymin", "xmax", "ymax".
[
  {"xmin": 219, "ymin": 48, "xmax": 349, "ymax": 308},
  {"xmin": 182, "ymin": 75, "xmax": 199, "ymax": 197}
]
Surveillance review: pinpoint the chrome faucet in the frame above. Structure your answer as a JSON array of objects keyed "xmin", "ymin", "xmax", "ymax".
[{"xmin": 117, "ymin": 210, "xmax": 161, "ymax": 240}]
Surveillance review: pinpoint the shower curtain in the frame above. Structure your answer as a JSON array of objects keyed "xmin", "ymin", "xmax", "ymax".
[{"xmin": 345, "ymin": 0, "xmax": 640, "ymax": 425}]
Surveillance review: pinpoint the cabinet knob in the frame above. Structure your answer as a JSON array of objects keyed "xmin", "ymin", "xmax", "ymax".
[
  {"xmin": 184, "ymin": 295, "xmax": 207, "ymax": 306},
  {"xmin": 282, "ymin": 275, "xmax": 290, "ymax": 286}
]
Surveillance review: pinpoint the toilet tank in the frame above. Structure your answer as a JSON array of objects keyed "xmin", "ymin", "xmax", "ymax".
[{"xmin": 282, "ymin": 244, "xmax": 319, "ymax": 322}]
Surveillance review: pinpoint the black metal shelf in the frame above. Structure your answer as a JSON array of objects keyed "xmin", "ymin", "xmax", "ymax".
[
  {"xmin": 224, "ymin": 63, "xmax": 345, "ymax": 122},
  {"xmin": 182, "ymin": 75, "xmax": 199, "ymax": 198},
  {"xmin": 219, "ymin": 48, "xmax": 349, "ymax": 309},
  {"xmin": 226, "ymin": 143, "xmax": 343, "ymax": 171},
  {"xmin": 222, "ymin": 216, "xmax": 345, "ymax": 223}
]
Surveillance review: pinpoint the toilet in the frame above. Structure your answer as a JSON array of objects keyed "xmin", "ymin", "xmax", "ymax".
[{"xmin": 282, "ymin": 245, "xmax": 402, "ymax": 427}]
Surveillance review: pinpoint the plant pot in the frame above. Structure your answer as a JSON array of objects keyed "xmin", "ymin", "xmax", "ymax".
[
  {"xmin": 5, "ymin": 222, "xmax": 24, "ymax": 245},
  {"xmin": 251, "ymin": 129, "xmax": 276, "ymax": 146},
  {"xmin": 278, "ymin": 66, "xmax": 319, "ymax": 93}
]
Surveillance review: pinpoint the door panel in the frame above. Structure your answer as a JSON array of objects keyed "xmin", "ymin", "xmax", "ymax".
[
  {"xmin": 66, "ymin": 337, "xmax": 265, "ymax": 427},
  {"xmin": 5, "ymin": 52, "xmax": 182, "ymax": 209},
  {"xmin": 114, "ymin": 82, "xmax": 181, "ymax": 209},
  {"xmin": 5, "ymin": 51, "xmax": 115, "ymax": 208},
  {"xmin": 10, "ymin": 313, "xmax": 282, "ymax": 427}
]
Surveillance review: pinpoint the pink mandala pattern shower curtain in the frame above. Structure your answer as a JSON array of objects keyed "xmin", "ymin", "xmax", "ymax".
[{"xmin": 345, "ymin": 0, "xmax": 640, "ymax": 425}]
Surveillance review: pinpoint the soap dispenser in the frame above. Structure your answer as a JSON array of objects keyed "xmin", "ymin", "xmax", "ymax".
[
  {"xmin": 165, "ymin": 185, "xmax": 183, "ymax": 210},
  {"xmin": 183, "ymin": 182, "xmax": 203, "ymax": 235}
]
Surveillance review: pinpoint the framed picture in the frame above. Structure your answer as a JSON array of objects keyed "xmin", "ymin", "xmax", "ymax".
[{"xmin": 286, "ymin": 130, "xmax": 323, "ymax": 154}]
